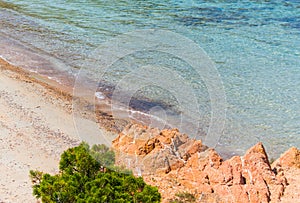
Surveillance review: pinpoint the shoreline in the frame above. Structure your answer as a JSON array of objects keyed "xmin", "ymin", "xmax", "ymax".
[
  {"xmin": 0, "ymin": 57, "xmax": 264, "ymax": 159},
  {"xmin": 0, "ymin": 57, "xmax": 73, "ymax": 103},
  {"xmin": 0, "ymin": 56, "xmax": 132, "ymax": 133}
]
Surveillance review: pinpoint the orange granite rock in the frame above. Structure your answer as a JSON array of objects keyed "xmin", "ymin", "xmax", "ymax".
[{"xmin": 112, "ymin": 124, "xmax": 300, "ymax": 203}]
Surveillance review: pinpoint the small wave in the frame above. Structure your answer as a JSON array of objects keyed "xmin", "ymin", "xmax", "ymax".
[
  {"xmin": 95, "ymin": 92, "xmax": 106, "ymax": 100},
  {"xmin": 47, "ymin": 76, "xmax": 62, "ymax": 84}
]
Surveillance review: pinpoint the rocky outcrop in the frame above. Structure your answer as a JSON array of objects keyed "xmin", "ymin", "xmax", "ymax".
[
  {"xmin": 272, "ymin": 147, "xmax": 300, "ymax": 169},
  {"xmin": 271, "ymin": 147, "xmax": 300, "ymax": 203},
  {"xmin": 112, "ymin": 124, "xmax": 300, "ymax": 203}
]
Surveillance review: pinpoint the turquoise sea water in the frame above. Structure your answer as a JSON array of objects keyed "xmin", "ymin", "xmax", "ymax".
[{"xmin": 0, "ymin": 0, "xmax": 299, "ymax": 158}]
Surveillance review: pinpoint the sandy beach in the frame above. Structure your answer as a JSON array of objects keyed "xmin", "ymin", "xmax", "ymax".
[
  {"xmin": 1, "ymin": 58, "xmax": 300, "ymax": 203},
  {"xmin": 0, "ymin": 58, "xmax": 91, "ymax": 202}
]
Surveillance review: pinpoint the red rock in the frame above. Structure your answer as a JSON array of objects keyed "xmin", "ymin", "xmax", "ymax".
[
  {"xmin": 111, "ymin": 124, "xmax": 300, "ymax": 202},
  {"xmin": 229, "ymin": 185, "xmax": 249, "ymax": 202},
  {"xmin": 272, "ymin": 147, "xmax": 300, "ymax": 169}
]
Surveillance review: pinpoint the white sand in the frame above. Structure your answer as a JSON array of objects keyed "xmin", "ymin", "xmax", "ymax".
[{"xmin": 0, "ymin": 62, "xmax": 113, "ymax": 202}]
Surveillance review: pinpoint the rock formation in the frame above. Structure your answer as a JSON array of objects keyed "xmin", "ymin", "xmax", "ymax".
[{"xmin": 112, "ymin": 124, "xmax": 300, "ymax": 203}]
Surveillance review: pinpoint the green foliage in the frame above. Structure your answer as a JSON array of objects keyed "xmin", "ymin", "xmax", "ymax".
[
  {"xmin": 90, "ymin": 143, "xmax": 115, "ymax": 168},
  {"xmin": 59, "ymin": 143, "xmax": 100, "ymax": 177},
  {"xmin": 30, "ymin": 142, "xmax": 161, "ymax": 203},
  {"xmin": 169, "ymin": 192, "xmax": 196, "ymax": 203}
]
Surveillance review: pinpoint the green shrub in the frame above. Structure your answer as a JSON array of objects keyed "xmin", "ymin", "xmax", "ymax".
[{"xmin": 30, "ymin": 142, "xmax": 161, "ymax": 203}]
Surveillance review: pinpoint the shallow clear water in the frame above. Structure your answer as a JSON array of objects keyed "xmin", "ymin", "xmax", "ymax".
[{"xmin": 0, "ymin": 0, "xmax": 299, "ymax": 158}]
